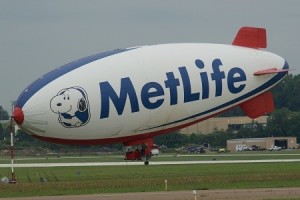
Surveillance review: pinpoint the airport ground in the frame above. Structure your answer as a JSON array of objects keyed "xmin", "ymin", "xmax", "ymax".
[{"xmin": 1, "ymin": 151, "xmax": 300, "ymax": 199}]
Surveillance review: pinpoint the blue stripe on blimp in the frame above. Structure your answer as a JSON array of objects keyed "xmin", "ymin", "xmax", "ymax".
[{"xmin": 16, "ymin": 48, "xmax": 134, "ymax": 108}]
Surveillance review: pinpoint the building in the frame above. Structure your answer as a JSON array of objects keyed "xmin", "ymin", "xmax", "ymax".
[
  {"xmin": 227, "ymin": 137, "xmax": 297, "ymax": 151},
  {"xmin": 180, "ymin": 116, "xmax": 268, "ymax": 135}
]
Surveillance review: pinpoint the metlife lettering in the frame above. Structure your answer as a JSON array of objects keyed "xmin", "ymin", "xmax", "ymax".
[{"xmin": 99, "ymin": 58, "xmax": 246, "ymax": 119}]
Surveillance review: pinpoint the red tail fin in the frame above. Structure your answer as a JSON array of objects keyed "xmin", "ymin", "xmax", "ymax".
[
  {"xmin": 240, "ymin": 92, "xmax": 274, "ymax": 119},
  {"xmin": 233, "ymin": 27, "xmax": 267, "ymax": 48}
]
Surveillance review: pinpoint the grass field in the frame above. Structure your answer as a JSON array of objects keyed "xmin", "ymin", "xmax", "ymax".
[{"xmin": 1, "ymin": 161, "xmax": 300, "ymax": 198}]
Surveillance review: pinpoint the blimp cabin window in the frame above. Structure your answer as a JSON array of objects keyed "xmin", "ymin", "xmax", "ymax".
[{"xmin": 124, "ymin": 144, "xmax": 147, "ymax": 155}]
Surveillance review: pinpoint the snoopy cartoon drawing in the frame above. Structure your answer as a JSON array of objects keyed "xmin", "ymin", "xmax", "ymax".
[{"xmin": 50, "ymin": 87, "xmax": 90, "ymax": 128}]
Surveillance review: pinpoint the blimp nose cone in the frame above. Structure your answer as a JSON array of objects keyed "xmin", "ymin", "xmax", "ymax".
[{"xmin": 13, "ymin": 107, "xmax": 24, "ymax": 125}]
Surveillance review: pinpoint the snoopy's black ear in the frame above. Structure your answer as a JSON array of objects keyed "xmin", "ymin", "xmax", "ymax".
[
  {"xmin": 78, "ymin": 98, "xmax": 87, "ymax": 112},
  {"xmin": 58, "ymin": 89, "xmax": 67, "ymax": 95}
]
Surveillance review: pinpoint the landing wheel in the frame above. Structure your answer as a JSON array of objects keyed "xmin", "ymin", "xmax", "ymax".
[{"xmin": 144, "ymin": 161, "xmax": 149, "ymax": 165}]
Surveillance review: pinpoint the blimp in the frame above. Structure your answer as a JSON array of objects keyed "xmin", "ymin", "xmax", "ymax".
[{"xmin": 12, "ymin": 27, "xmax": 288, "ymax": 164}]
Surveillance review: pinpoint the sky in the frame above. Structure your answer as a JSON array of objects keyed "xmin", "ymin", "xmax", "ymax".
[{"xmin": 0, "ymin": 0, "xmax": 299, "ymax": 112}]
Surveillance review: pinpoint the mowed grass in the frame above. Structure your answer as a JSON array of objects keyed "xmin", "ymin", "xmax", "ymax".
[{"xmin": 1, "ymin": 162, "xmax": 300, "ymax": 197}]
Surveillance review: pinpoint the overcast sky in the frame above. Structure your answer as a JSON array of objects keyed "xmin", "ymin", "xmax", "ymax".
[{"xmin": 0, "ymin": 0, "xmax": 299, "ymax": 111}]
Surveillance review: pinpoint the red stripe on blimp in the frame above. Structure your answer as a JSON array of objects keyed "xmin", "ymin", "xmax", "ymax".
[{"xmin": 31, "ymin": 107, "xmax": 234, "ymax": 145}]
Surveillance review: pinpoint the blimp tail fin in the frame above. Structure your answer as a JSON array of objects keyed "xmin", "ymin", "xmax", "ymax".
[
  {"xmin": 239, "ymin": 91, "xmax": 274, "ymax": 119},
  {"xmin": 233, "ymin": 27, "xmax": 267, "ymax": 48}
]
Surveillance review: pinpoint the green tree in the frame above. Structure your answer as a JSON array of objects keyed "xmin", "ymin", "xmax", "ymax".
[
  {"xmin": 219, "ymin": 107, "xmax": 245, "ymax": 117},
  {"xmin": 0, "ymin": 106, "xmax": 9, "ymax": 120},
  {"xmin": 288, "ymin": 112, "xmax": 300, "ymax": 138},
  {"xmin": 0, "ymin": 122, "xmax": 10, "ymax": 144},
  {"xmin": 265, "ymin": 108, "xmax": 292, "ymax": 137},
  {"xmin": 0, "ymin": 123, "xmax": 3, "ymax": 140},
  {"xmin": 155, "ymin": 131, "xmax": 188, "ymax": 148},
  {"xmin": 272, "ymin": 74, "xmax": 300, "ymax": 111}
]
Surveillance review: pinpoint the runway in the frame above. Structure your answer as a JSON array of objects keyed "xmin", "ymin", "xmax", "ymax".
[{"xmin": 1, "ymin": 159, "xmax": 300, "ymax": 168}]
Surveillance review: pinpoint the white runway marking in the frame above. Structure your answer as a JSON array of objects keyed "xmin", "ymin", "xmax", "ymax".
[{"xmin": 0, "ymin": 159, "xmax": 300, "ymax": 168}]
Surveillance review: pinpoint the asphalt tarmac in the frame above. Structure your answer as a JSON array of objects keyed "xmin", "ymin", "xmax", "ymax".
[{"xmin": 1, "ymin": 159, "xmax": 300, "ymax": 168}]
